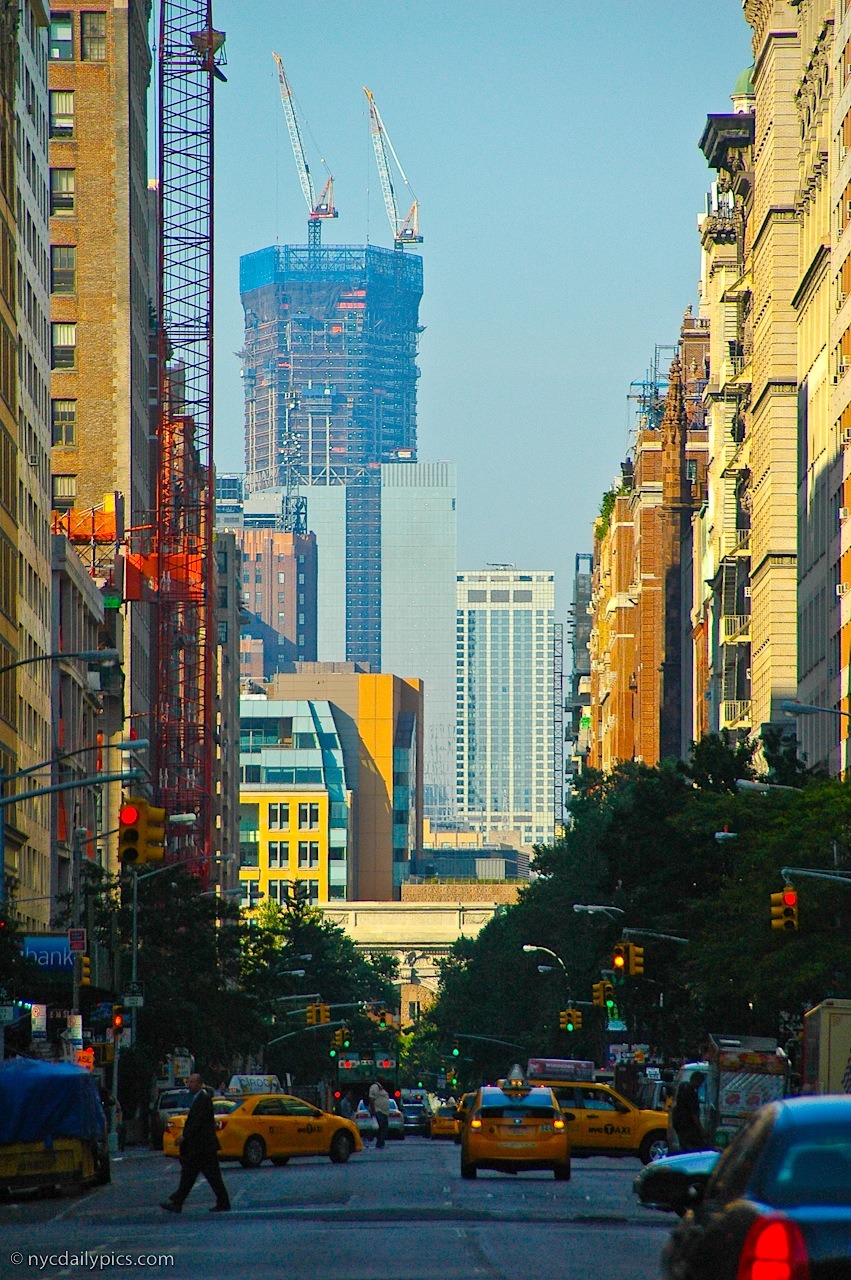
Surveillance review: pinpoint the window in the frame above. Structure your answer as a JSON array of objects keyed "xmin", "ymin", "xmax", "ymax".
[
  {"xmin": 51, "ymin": 399, "xmax": 76, "ymax": 445},
  {"xmin": 294, "ymin": 732, "xmax": 316, "ymax": 749},
  {"xmin": 49, "ymin": 13, "xmax": 74, "ymax": 59},
  {"xmin": 52, "ymin": 474, "xmax": 76, "ymax": 511},
  {"xmin": 306, "ymin": 879, "xmax": 319, "ymax": 903},
  {"xmin": 50, "ymin": 168, "xmax": 75, "ymax": 215},
  {"xmin": 81, "ymin": 11, "xmax": 107, "ymax": 61},
  {"xmin": 51, "ymin": 245, "xmax": 76, "ymax": 294},
  {"xmin": 217, "ymin": 621, "xmax": 228, "ymax": 645},
  {"xmin": 298, "ymin": 802, "xmax": 320, "ymax": 831},
  {"xmin": 297, "ymin": 841, "xmax": 319, "ymax": 869},
  {"xmin": 51, "ymin": 322, "xmax": 76, "ymax": 369},
  {"xmin": 329, "ymin": 847, "xmax": 345, "ymax": 861},
  {"xmin": 268, "ymin": 840, "xmax": 287, "ymax": 869},
  {"xmin": 49, "ymin": 91, "xmax": 74, "ymax": 138},
  {"xmin": 268, "ymin": 802, "xmax": 289, "ymax": 831}
]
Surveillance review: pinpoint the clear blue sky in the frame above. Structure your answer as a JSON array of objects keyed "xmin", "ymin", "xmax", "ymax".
[{"xmin": 211, "ymin": 2, "xmax": 753, "ymax": 609}]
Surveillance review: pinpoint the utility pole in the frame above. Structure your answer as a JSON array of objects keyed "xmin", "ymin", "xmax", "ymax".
[{"xmin": 70, "ymin": 827, "xmax": 86, "ymax": 1016}]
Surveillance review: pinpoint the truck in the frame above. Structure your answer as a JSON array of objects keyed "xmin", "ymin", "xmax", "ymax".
[
  {"xmin": 705, "ymin": 1034, "xmax": 790, "ymax": 1148},
  {"xmin": 802, "ymin": 998, "xmax": 851, "ymax": 1095},
  {"xmin": 0, "ymin": 1057, "xmax": 109, "ymax": 1197}
]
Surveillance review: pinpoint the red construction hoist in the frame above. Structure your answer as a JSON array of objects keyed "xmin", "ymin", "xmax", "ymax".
[{"xmin": 154, "ymin": 3, "xmax": 226, "ymax": 878}]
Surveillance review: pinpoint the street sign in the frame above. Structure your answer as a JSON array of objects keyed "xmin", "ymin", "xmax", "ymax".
[
  {"xmin": 68, "ymin": 928, "xmax": 87, "ymax": 954},
  {"xmin": 0, "ymin": 1004, "xmax": 14, "ymax": 1024},
  {"xmin": 124, "ymin": 981, "xmax": 143, "ymax": 996},
  {"xmin": 66, "ymin": 1014, "xmax": 83, "ymax": 1051},
  {"xmin": 31, "ymin": 1004, "xmax": 47, "ymax": 1041},
  {"xmin": 123, "ymin": 994, "xmax": 144, "ymax": 1008}
]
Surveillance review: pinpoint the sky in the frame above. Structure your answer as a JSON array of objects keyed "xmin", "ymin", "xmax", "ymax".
[{"xmin": 211, "ymin": 1, "xmax": 754, "ymax": 612}]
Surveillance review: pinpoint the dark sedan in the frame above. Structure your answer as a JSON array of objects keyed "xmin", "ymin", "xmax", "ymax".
[{"xmin": 637, "ymin": 1095, "xmax": 851, "ymax": 1279}]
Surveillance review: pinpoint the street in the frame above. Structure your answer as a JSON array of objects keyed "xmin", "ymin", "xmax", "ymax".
[{"xmin": 0, "ymin": 1138, "xmax": 669, "ymax": 1280}]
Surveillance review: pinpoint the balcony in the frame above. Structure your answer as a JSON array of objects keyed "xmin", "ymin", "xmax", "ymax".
[
  {"xmin": 722, "ymin": 614, "xmax": 751, "ymax": 643},
  {"xmin": 721, "ymin": 699, "xmax": 752, "ymax": 728},
  {"xmin": 720, "ymin": 528, "xmax": 751, "ymax": 558}
]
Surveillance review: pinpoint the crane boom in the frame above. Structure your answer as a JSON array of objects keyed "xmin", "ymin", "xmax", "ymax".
[
  {"xmin": 363, "ymin": 86, "xmax": 422, "ymax": 247},
  {"xmin": 274, "ymin": 52, "xmax": 337, "ymax": 247}
]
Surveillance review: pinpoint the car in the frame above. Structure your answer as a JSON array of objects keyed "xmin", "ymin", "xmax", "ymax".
[
  {"xmin": 402, "ymin": 1102, "xmax": 431, "ymax": 1137},
  {"xmin": 633, "ymin": 1147, "xmax": 720, "ymax": 1214},
  {"xmin": 643, "ymin": 1095, "xmax": 851, "ymax": 1279},
  {"xmin": 167, "ymin": 1092, "xmax": 362, "ymax": 1167},
  {"xmin": 430, "ymin": 1105, "xmax": 460, "ymax": 1140},
  {"xmin": 162, "ymin": 1096, "xmax": 241, "ymax": 1157},
  {"xmin": 353, "ymin": 1101, "xmax": 378, "ymax": 1142},
  {"xmin": 150, "ymin": 1086, "xmax": 193, "ymax": 1149},
  {"xmin": 454, "ymin": 1091, "xmax": 476, "ymax": 1143},
  {"xmin": 542, "ymin": 1078, "xmax": 670, "ymax": 1164},
  {"xmin": 459, "ymin": 1074, "xmax": 571, "ymax": 1181},
  {"xmin": 387, "ymin": 1098, "xmax": 405, "ymax": 1140},
  {"xmin": 635, "ymin": 1077, "xmax": 675, "ymax": 1114}
]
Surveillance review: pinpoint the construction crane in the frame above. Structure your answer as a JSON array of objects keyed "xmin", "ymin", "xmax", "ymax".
[
  {"xmin": 274, "ymin": 52, "xmax": 337, "ymax": 250},
  {"xmin": 363, "ymin": 86, "xmax": 422, "ymax": 248}
]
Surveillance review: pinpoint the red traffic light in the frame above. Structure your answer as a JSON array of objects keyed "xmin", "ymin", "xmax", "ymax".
[
  {"xmin": 333, "ymin": 1090, "xmax": 341, "ymax": 1100},
  {"xmin": 119, "ymin": 803, "xmax": 140, "ymax": 826},
  {"xmin": 782, "ymin": 890, "xmax": 798, "ymax": 907}
]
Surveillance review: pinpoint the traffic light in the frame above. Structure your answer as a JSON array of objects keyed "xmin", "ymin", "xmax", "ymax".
[
  {"xmin": 306, "ymin": 1003, "xmax": 318, "ymax": 1026},
  {"xmin": 451, "ymin": 1042, "xmax": 460, "ymax": 1057},
  {"xmin": 80, "ymin": 956, "xmax": 91, "ymax": 986},
  {"xmin": 629, "ymin": 944, "xmax": 645, "ymax": 977},
  {"xmin": 111, "ymin": 1005, "xmax": 125, "ymax": 1037},
  {"xmin": 341, "ymin": 1026, "xmax": 351, "ymax": 1050},
  {"xmin": 137, "ymin": 801, "xmax": 166, "ymax": 865},
  {"xmin": 603, "ymin": 980, "xmax": 615, "ymax": 1010},
  {"xmin": 613, "ymin": 943, "xmax": 628, "ymax": 975},
  {"xmin": 592, "ymin": 981, "xmax": 604, "ymax": 1007},
  {"xmin": 559, "ymin": 1009, "xmax": 570, "ymax": 1030},
  {"xmin": 117, "ymin": 801, "xmax": 143, "ymax": 863},
  {"xmin": 771, "ymin": 886, "xmax": 799, "ymax": 931},
  {"xmin": 378, "ymin": 1009, "xmax": 388, "ymax": 1029},
  {"xmin": 571, "ymin": 1007, "xmax": 583, "ymax": 1030},
  {"xmin": 332, "ymin": 1028, "xmax": 344, "ymax": 1048},
  {"xmin": 319, "ymin": 1003, "xmax": 331, "ymax": 1024}
]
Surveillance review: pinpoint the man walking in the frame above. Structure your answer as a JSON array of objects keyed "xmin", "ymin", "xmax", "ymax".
[
  {"xmin": 671, "ymin": 1070, "xmax": 707, "ymax": 1153},
  {"xmin": 368, "ymin": 1078, "xmax": 391, "ymax": 1150},
  {"xmin": 161, "ymin": 1073, "xmax": 230, "ymax": 1213}
]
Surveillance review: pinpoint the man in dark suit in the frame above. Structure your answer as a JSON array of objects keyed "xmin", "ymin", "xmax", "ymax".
[{"xmin": 161, "ymin": 1073, "xmax": 230, "ymax": 1213}]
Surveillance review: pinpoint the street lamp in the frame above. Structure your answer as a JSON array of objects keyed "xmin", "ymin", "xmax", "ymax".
[
  {"xmin": 0, "ymin": 647, "xmax": 121, "ymax": 676},
  {"xmin": 572, "ymin": 904, "xmax": 626, "ymax": 920},
  {"xmin": 781, "ymin": 699, "xmax": 851, "ymax": 719},
  {"xmin": 522, "ymin": 944, "xmax": 568, "ymax": 977}
]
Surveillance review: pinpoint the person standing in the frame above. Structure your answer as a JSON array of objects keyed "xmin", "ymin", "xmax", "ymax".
[
  {"xmin": 339, "ymin": 1090, "xmax": 354, "ymax": 1120},
  {"xmin": 161, "ymin": 1073, "xmax": 230, "ymax": 1213},
  {"xmin": 368, "ymin": 1079, "xmax": 391, "ymax": 1149},
  {"xmin": 671, "ymin": 1071, "xmax": 707, "ymax": 1153}
]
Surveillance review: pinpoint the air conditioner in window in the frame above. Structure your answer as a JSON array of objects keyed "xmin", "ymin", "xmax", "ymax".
[
  {"xmin": 744, "ymin": 586, "xmax": 752, "ymax": 598},
  {"xmin": 746, "ymin": 668, "xmax": 752, "ymax": 680},
  {"xmin": 841, "ymin": 508, "xmax": 851, "ymax": 521},
  {"xmin": 28, "ymin": 454, "xmax": 38, "ymax": 467},
  {"xmin": 837, "ymin": 583, "xmax": 850, "ymax": 596}
]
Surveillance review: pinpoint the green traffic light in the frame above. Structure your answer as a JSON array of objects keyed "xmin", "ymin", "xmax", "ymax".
[
  {"xmin": 566, "ymin": 1020, "xmax": 574, "ymax": 1032},
  {"xmin": 329, "ymin": 1047, "xmax": 337, "ymax": 1058},
  {"xmin": 451, "ymin": 1045, "xmax": 460, "ymax": 1057}
]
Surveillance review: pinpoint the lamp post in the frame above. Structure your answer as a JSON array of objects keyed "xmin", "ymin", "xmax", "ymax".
[
  {"xmin": 0, "ymin": 647, "xmax": 121, "ymax": 677},
  {"xmin": 522, "ymin": 944, "xmax": 569, "ymax": 977},
  {"xmin": 571, "ymin": 904, "xmax": 626, "ymax": 920},
  {"xmin": 781, "ymin": 699, "xmax": 851, "ymax": 719}
]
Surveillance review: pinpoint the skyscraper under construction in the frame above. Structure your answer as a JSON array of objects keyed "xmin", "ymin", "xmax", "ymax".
[{"xmin": 239, "ymin": 243, "xmax": 423, "ymax": 668}]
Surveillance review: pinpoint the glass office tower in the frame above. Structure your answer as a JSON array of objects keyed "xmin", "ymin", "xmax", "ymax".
[{"xmin": 456, "ymin": 569, "xmax": 556, "ymax": 846}]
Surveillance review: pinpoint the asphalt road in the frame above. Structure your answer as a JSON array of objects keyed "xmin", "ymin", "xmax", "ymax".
[{"xmin": 0, "ymin": 1137, "xmax": 671, "ymax": 1280}]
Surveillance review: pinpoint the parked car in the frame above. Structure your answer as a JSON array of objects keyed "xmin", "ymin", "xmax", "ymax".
[
  {"xmin": 637, "ymin": 1095, "xmax": 851, "ymax": 1278},
  {"xmin": 150, "ymin": 1086, "xmax": 193, "ymax": 1149}
]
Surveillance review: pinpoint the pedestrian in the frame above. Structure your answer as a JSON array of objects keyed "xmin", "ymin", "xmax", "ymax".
[
  {"xmin": 368, "ymin": 1078, "xmax": 391, "ymax": 1150},
  {"xmin": 671, "ymin": 1071, "xmax": 707, "ymax": 1153},
  {"xmin": 161, "ymin": 1073, "xmax": 230, "ymax": 1213},
  {"xmin": 339, "ymin": 1089, "xmax": 354, "ymax": 1120}
]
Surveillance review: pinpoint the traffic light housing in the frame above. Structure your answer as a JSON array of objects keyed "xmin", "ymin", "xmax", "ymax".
[
  {"xmin": 378, "ymin": 1009, "xmax": 388, "ymax": 1029},
  {"xmin": 592, "ymin": 981, "xmax": 604, "ymax": 1007},
  {"xmin": 603, "ymin": 980, "xmax": 615, "ymax": 1010},
  {"xmin": 111, "ymin": 1005, "xmax": 124, "ymax": 1037},
  {"xmin": 571, "ymin": 1007, "xmax": 583, "ymax": 1030},
  {"xmin": 613, "ymin": 942, "xmax": 628, "ymax": 975},
  {"xmin": 118, "ymin": 801, "xmax": 143, "ymax": 864},
  {"xmin": 319, "ymin": 1003, "xmax": 331, "ymax": 1024},
  {"xmin": 80, "ymin": 956, "xmax": 91, "ymax": 986},
  {"xmin": 332, "ymin": 1028, "xmax": 344, "ymax": 1048},
  {"xmin": 306, "ymin": 1003, "xmax": 318, "ymax": 1026},
  {"xmin": 629, "ymin": 944, "xmax": 645, "ymax": 976},
  {"xmin": 341, "ymin": 1026, "xmax": 351, "ymax": 1050},
  {"xmin": 138, "ymin": 801, "xmax": 166, "ymax": 865},
  {"xmin": 559, "ymin": 1009, "xmax": 570, "ymax": 1030},
  {"xmin": 771, "ymin": 886, "xmax": 799, "ymax": 931}
]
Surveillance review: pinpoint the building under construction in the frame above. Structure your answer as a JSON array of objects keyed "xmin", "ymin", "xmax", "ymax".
[{"xmin": 239, "ymin": 243, "xmax": 423, "ymax": 668}]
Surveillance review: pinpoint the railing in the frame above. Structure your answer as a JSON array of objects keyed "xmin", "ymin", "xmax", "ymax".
[
  {"xmin": 722, "ymin": 614, "xmax": 751, "ymax": 640},
  {"xmin": 721, "ymin": 699, "xmax": 752, "ymax": 726}
]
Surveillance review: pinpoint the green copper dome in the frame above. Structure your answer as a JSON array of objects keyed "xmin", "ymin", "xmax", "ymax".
[{"xmin": 733, "ymin": 66, "xmax": 755, "ymax": 97}]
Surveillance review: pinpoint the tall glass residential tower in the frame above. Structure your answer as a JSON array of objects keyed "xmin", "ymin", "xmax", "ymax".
[{"xmin": 456, "ymin": 570, "xmax": 556, "ymax": 846}]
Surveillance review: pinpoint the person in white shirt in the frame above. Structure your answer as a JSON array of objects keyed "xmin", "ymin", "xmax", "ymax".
[{"xmin": 368, "ymin": 1080, "xmax": 391, "ymax": 1149}]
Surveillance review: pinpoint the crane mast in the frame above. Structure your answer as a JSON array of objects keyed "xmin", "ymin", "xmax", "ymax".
[
  {"xmin": 363, "ymin": 86, "xmax": 422, "ymax": 247},
  {"xmin": 274, "ymin": 52, "xmax": 337, "ymax": 250}
]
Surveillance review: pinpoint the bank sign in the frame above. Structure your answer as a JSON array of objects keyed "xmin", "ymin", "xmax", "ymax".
[{"xmin": 22, "ymin": 935, "xmax": 73, "ymax": 971}]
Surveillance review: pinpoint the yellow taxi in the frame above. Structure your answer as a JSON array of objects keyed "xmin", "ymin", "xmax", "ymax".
[
  {"xmin": 163, "ymin": 1093, "xmax": 362, "ymax": 1167},
  {"xmin": 453, "ymin": 1091, "xmax": 476, "ymax": 1144},
  {"xmin": 459, "ymin": 1070, "xmax": 570, "ymax": 1181},
  {"xmin": 429, "ymin": 1105, "xmax": 460, "ymax": 1140},
  {"xmin": 162, "ymin": 1097, "xmax": 240, "ymax": 1157},
  {"xmin": 540, "ymin": 1079, "xmax": 669, "ymax": 1165}
]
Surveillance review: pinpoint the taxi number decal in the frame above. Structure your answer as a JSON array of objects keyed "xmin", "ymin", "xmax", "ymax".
[
  {"xmin": 588, "ymin": 1123, "xmax": 630, "ymax": 1135},
  {"xmin": 296, "ymin": 1123, "xmax": 321, "ymax": 1134}
]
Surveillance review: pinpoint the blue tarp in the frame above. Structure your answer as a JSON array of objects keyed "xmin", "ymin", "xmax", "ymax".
[{"xmin": 0, "ymin": 1058, "xmax": 106, "ymax": 1145}]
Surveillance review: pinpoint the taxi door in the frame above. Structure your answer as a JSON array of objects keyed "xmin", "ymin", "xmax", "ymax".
[
  {"xmin": 552, "ymin": 1084, "xmax": 589, "ymax": 1149},
  {"xmin": 281, "ymin": 1098, "xmax": 330, "ymax": 1154},
  {"xmin": 579, "ymin": 1086, "xmax": 636, "ymax": 1153},
  {"xmin": 247, "ymin": 1097, "xmax": 292, "ymax": 1153}
]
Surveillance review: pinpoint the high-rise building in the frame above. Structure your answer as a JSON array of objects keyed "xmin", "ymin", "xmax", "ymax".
[
  {"xmin": 566, "ymin": 553, "xmax": 593, "ymax": 786},
  {"xmin": 455, "ymin": 569, "xmax": 556, "ymax": 847},
  {"xmin": 233, "ymin": 528, "xmax": 318, "ymax": 669},
  {"xmin": 13, "ymin": 0, "xmax": 53, "ymax": 925},
  {"xmin": 239, "ymin": 243, "xmax": 423, "ymax": 670},
  {"xmin": 47, "ymin": 2, "xmax": 154, "ymax": 872}
]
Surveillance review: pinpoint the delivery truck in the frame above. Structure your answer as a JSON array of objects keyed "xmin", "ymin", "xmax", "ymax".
[
  {"xmin": 802, "ymin": 998, "xmax": 851, "ymax": 1095},
  {"xmin": 0, "ymin": 1057, "xmax": 109, "ymax": 1197},
  {"xmin": 705, "ymin": 1034, "xmax": 790, "ymax": 1148}
]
